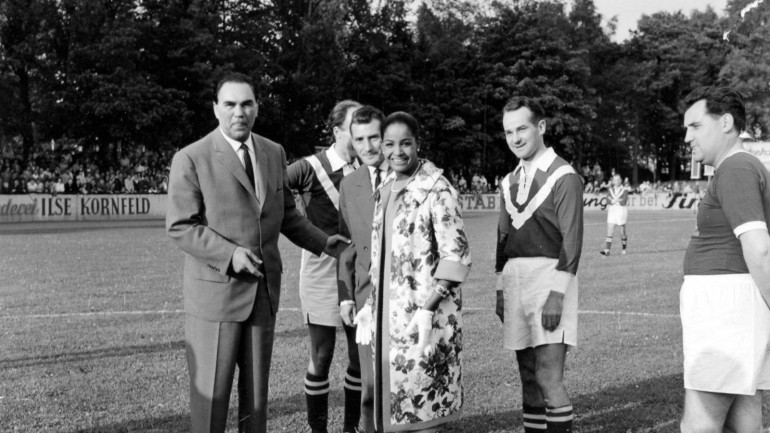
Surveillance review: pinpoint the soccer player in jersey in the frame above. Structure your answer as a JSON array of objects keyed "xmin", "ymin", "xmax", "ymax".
[
  {"xmin": 287, "ymin": 100, "xmax": 363, "ymax": 433},
  {"xmin": 600, "ymin": 173, "xmax": 629, "ymax": 256},
  {"xmin": 495, "ymin": 96, "xmax": 583, "ymax": 433},
  {"xmin": 679, "ymin": 87, "xmax": 770, "ymax": 432}
]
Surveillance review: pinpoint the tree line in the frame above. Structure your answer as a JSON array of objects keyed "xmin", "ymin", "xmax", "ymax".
[{"xmin": 1, "ymin": 0, "xmax": 768, "ymax": 183}]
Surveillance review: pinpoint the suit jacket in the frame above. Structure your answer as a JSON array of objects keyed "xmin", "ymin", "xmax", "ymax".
[
  {"xmin": 167, "ymin": 128, "xmax": 327, "ymax": 322},
  {"xmin": 337, "ymin": 165, "xmax": 377, "ymax": 308}
]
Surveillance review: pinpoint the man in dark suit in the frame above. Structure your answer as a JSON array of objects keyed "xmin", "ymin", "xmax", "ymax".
[
  {"xmin": 337, "ymin": 105, "xmax": 388, "ymax": 433},
  {"xmin": 167, "ymin": 72, "xmax": 348, "ymax": 433}
]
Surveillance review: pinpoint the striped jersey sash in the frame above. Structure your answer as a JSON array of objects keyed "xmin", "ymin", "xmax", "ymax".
[
  {"xmin": 503, "ymin": 165, "xmax": 575, "ymax": 229},
  {"xmin": 305, "ymin": 154, "xmax": 340, "ymax": 210}
]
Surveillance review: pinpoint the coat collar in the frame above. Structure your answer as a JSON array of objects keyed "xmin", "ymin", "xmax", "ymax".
[{"xmin": 381, "ymin": 159, "xmax": 442, "ymax": 205}]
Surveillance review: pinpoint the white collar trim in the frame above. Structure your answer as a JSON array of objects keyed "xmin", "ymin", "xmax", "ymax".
[
  {"xmin": 220, "ymin": 128, "xmax": 254, "ymax": 153},
  {"xmin": 325, "ymin": 145, "xmax": 353, "ymax": 172},
  {"xmin": 514, "ymin": 147, "xmax": 557, "ymax": 176}
]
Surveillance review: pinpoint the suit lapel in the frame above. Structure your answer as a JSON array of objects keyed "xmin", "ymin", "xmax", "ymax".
[
  {"xmin": 251, "ymin": 133, "xmax": 269, "ymax": 204},
  {"xmin": 213, "ymin": 130, "xmax": 261, "ymax": 211},
  {"xmin": 353, "ymin": 168, "xmax": 375, "ymax": 224}
]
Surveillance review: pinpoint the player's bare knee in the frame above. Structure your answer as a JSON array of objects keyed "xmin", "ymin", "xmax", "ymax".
[
  {"xmin": 346, "ymin": 345, "xmax": 361, "ymax": 373},
  {"xmin": 519, "ymin": 372, "xmax": 538, "ymax": 394},
  {"xmin": 347, "ymin": 354, "xmax": 361, "ymax": 372},
  {"xmin": 516, "ymin": 348, "xmax": 537, "ymax": 369},
  {"xmin": 517, "ymin": 364, "xmax": 538, "ymax": 390},
  {"xmin": 310, "ymin": 348, "xmax": 334, "ymax": 374},
  {"xmin": 534, "ymin": 365, "xmax": 563, "ymax": 391}
]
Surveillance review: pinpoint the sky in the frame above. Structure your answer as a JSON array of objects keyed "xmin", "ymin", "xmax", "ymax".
[{"xmin": 591, "ymin": 0, "xmax": 730, "ymax": 41}]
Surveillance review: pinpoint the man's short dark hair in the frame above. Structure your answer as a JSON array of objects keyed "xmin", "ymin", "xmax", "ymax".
[
  {"xmin": 214, "ymin": 72, "xmax": 256, "ymax": 102},
  {"xmin": 502, "ymin": 96, "xmax": 546, "ymax": 123},
  {"xmin": 350, "ymin": 105, "xmax": 385, "ymax": 133},
  {"xmin": 382, "ymin": 111, "xmax": 421, "ymax": 142},
  {"xmin": 328, "ymin": 100, "xmax": 362, "ymax": 132},
  {"xmin": 683, "ymin": 86, "xmax": 746, "ymax": 133}
]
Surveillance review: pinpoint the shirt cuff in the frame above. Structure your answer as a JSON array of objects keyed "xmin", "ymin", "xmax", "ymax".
[
  {"xmin": 734, "ymin": 221, "xmax": 768, "ymax": 238},
  {"xmin": 434, "ymin": 259, "xmax": 471, "ymax": 283},
  {"xmin": 340, "ymin": 300, "xmax": 355, "ymax": 306},
  {"xmin": 550, "ymin": 270, "xmax": 576, "ymax": 295}
]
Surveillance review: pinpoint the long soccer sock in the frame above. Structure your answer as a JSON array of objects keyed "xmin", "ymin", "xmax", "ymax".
[
  {"xmin": 603, "ymin": 237, "xmax": 612, "ymax": 253},
  {"xmin": 546, "ymin": 404, "xmax": 573, "ymax": 433},
  {"xmin": 522, "ymin": 403, "xmax": 547, "ymax": 432},
  {"xmin": 305, "ymin": 371, "xmax": 330, "ymax": 432},
  {"xmin": 621, "ymin": 236, "xmax": 627, "ymax": 251},
  {"xmin": 343, "ymin": 366, "xmax": 362, "ymax": 432}
]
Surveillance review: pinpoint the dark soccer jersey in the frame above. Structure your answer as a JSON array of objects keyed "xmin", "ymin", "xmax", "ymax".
[
  {"xmin": 607, "ymin": 186, "xmax": 629, "ymax": 206},
  {"xmin": 287, "ymin": 150, "xmax": 345, "ymax": 236},
  {"xmin": 684, "ymin": 152, "xmax": 770, "ymax": 275},
  {"xmin": 495, "ymin": 151, "xmax": 584, "ymax": 275}
]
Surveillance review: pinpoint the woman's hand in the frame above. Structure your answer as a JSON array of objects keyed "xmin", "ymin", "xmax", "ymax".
[
  {"xmin": 353, "ymin": 304, "xmax": 373, "ymax": 345},
  {"xmin": 405, "ymin": 309, "xmax": 435, "ymax": 357}
]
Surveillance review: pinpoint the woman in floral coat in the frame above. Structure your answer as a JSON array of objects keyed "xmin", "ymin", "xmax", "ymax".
[{"xmin": 355, "ymin": 112, "xmax": 472, "ymax": 432}]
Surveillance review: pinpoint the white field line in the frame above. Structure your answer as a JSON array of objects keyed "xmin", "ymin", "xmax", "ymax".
[
  {"xmin": 575, "ymin": 403, "xmax": 678, "ymax": 433},
  {"xmin": 585, "ymin": 217, "xmax": 692, "ymax": 227},
  {"xmin": 578, "ymin": 309, "xmax": 678, "ymax": 319},
  {"xmin": 641, "ymin": 418, "xmax": 678, "ymax": 432},
  {"xmin": 576, "ymin": 401, "xmax": 642, "ymax": 421},
  {"xmin": 0, "ymin": 307, "xmax": 678, "ymax": 320}
]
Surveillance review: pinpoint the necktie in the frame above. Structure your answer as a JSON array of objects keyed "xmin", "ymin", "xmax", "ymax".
[
  {"xmin": 240, "ymin": 143, "xmax": 255, "ymax": 190},
  {"xmin": 373, "ymin": 169, "xmax": 381, "ymax": 190}
]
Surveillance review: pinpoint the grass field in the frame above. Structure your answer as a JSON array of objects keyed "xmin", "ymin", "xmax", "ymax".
[{"xmin": 1, "ymin": 210, "xmax": 769, "ymax": 432}]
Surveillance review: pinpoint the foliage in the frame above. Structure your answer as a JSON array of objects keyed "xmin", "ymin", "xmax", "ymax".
[
  {"xmin": 622, "ymin": 8, "xmax": 724, "ymax": 180},
  {"xmin": 721, "ymin": 0, "xmax": 770, "ymax": 138},
  {"xmin": 1, "ymin": 0, "xmax": 766, "ymax": 180}
]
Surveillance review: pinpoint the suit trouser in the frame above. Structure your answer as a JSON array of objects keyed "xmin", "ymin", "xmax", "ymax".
[
  {"xmin": 185, "ymin": 283, "xmax": 275, "ymax": 433},
  {"xmin": 359, "ymin": 342, "xmax": 375, "ymax": 433}
]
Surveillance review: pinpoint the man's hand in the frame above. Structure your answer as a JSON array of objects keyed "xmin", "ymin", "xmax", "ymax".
[
  {"xmin": 231, "ymin": 246, "xmax": 263, "ymax": 278},
  {"xmin": 323, "ymin": 234, "xmax": 351, "ymax": 258},
  {"xmin": 340, "ymin": 302, "xmax": 356, "ymax": 327},
  {"xmin": 496, "ymin": 292, "xmax": 505, "ymax": 323},
  {"xmin": 353, "ymin": 304, "xmax": 373, "ymax": 345},
  {"xmin": 495, "ymin": 274, "xmax": 505, "ymax": 323},
  {"xmin": 542, "ymin": 291, "xmax": 564, "ymax": 331}
]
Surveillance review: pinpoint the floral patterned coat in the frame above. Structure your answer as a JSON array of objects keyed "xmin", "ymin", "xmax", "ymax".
[{"xmin": 368, "ymin": 160, "xmax": 472, "ymax": 431}]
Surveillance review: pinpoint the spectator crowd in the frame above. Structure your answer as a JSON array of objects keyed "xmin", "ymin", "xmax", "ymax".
[
  {"xmin": 1, "ymin": 139, "xmax": 705, "ymax": 198},
  {"xmin": 0, "ymin": 140, "xmax": 173, "ymax": 195}
]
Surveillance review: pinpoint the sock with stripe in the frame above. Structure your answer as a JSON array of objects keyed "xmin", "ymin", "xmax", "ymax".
[
  {"xmin": 522, "ymin": 403, "xmax": 547, "ymax": 432},
  {"xmin": 546, "ymin": 404, "xmax": 573, "ymax": 433},
  {"xmin": 604, "ymin": 236, "xmax": 612, "ymax": 252},
  {"xmin": 343, "ymin": 366, "xmax": 362, "ymax": 432},
  {"xmin": 305, "ymin": 371, "xmax": 330, "ymax": 432},
  {"xmin": 621, "ymin": 236, "xmax": 627, "ymax": 251}
]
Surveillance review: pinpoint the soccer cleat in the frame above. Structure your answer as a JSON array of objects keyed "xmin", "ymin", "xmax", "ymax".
[
  {"xmin": 599, "ymin": 249, "xmax": 610, "ymax": 256},
  {"xmin": 621, "ymin": 250, "xmax": 627, "ymax": 255}
]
